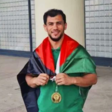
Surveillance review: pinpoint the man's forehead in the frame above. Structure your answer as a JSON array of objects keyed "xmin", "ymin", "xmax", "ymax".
[{"xmin": 47, "ymin": 15, "xmax": 63, "ymax": 22}]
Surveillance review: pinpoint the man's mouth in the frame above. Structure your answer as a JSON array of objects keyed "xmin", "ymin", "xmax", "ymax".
[{"xmin": 52, "ymin": 31, "xmax": 60, "ymax": 36}]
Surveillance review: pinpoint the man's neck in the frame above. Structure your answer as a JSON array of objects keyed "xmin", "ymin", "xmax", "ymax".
[{"xmin": 48, "ymin": 35, "xmax": 64, "ymax": 49}]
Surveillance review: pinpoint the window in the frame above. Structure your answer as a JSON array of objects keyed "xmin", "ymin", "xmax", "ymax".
[{"xmin": 85, "ymin": 0, "xmax": 112, "ymax": 58}]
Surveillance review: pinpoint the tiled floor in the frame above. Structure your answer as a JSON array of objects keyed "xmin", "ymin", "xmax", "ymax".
[{"xmin": 0, "ymin": 55, "xmax": 112, "ymax": 112}]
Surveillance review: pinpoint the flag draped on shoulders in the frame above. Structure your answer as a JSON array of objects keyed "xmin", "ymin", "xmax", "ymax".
[{"xmin": 17, "ymin": 34, "xmax": 96, "ymax": 112}]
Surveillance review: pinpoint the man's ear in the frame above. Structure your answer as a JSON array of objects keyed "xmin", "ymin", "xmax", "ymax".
[
  {"xmin": 43, "ymin": 24, "xmax": 47, "ymax": 31},
  {"xmin": 64, "ymin": 23, "xmax": 67, "ymax": 30}
]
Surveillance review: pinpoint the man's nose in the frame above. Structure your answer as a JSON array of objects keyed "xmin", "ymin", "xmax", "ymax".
[{"xmin": 53, "ymin": 24, "xmax": 58, "ymax": 29}]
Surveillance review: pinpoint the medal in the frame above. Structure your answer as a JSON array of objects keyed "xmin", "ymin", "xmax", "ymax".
[
  {"xmin": 51, "ymin": 83, "xmax": 61, "ymax": 103},
  {"xmin": 51, "ymin": 92, "xmax": 61, "ymax": 103}
]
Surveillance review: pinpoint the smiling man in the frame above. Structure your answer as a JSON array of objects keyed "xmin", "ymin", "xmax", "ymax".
[
  {"xmin": 44, "ymin": 13, "xmax": 66, "ymax": 42},
  {"xmin": 17, "ymin": 9, "xmax": 97, "ymax": 112}
]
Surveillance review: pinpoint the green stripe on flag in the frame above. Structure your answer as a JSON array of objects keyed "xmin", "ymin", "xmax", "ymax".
[{"xmin": 60, "ymin": 45, "xmax": 96, "ymax": 74}]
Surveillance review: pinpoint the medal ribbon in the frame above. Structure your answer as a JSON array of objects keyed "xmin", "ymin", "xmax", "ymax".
[
  {"xmin": 55, "ymin": 52, "xmax": 60, "ymax": 92},
  {"xmin": 51, "ymin": 52, "xmax": 61, "ymax": 103}
]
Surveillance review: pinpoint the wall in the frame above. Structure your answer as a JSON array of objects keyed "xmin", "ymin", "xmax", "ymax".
[{"xmin": 34, "ymin": 0, "xmax": 84, "ymax": 47}]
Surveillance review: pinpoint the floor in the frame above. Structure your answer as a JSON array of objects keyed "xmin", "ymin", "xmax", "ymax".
[{"xmin": 0, "ymin": 55, "xmax": 112, "ymax": 112}]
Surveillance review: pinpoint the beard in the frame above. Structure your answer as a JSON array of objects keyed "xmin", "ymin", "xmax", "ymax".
[{"xmin": 48, "ymin": 32, "xmax": 64, "ymax": 42}]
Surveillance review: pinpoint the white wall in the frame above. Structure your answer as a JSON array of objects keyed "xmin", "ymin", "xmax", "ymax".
[{"xmin": 34, "ymin": 0, "xmax": 84, "ymax": 47}]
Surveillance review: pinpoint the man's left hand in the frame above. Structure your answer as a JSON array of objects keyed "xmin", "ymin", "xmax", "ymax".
[{"xmin": 55, "ymin": 73, "xmax": 74, "ymax": 85}]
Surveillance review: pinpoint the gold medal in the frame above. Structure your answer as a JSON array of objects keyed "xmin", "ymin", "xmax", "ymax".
[{"xmin": 51, "ymin": 92, "xmax": 61, "ymax": 103}]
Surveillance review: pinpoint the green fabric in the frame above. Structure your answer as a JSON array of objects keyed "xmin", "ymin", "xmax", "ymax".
[
  {"xmin": 52, "ymin": 47, "xmax": 60, "ymax": 68},
  {"xmin": 38, "ymin": 45, "xmax": 96, "ymax": 112},
  {"xmin": 60, "ymin": 45, "xmax": 96, "ymax": 74},
  {"xmin": 60, "ymin": 45, "xmax": 96, "ymax": 107}
]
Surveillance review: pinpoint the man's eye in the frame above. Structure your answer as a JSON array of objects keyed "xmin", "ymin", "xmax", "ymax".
[
  {"xmin": 57, "ymin": 22, "xmax": 62, "ymax": 25},
  {"xmin": 48, "ymin": 23, "xmax": 53, "ymax": 25}
]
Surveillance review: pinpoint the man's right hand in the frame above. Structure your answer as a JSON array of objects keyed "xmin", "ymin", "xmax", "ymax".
[
  {"xmin": 33, "ymin": 73, "xmax": 49, "ymax": 86},
  {"xmin": 25, "ymin": 73, "xmax": 49, "ymax": 88}
]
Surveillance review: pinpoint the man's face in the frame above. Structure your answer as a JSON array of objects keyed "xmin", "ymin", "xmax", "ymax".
[{"xmin": 44, "ymin": 14, "xmax": 67, "ymax": 41}]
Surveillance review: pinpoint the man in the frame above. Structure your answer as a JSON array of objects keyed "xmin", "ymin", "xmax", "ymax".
[{"xmin": 17, "ymin": 9, "xmax": 97, "ymax": 112}]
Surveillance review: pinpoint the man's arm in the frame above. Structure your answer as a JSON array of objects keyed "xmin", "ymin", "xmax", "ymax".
[
  {"xmin": 55, "ymin": 73, "xmax": 97, "ymax": 87},
  {"xmin": 71, "ymin": 73, "xmax": 97, "ymax": 87},
  {"xmin": 25, "ymin": 73, "xmax": 49, "ymax": 88}
]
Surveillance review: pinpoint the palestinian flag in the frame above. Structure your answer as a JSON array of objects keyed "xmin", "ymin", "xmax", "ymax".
[{"xmin": 17, "ymin": 34, "xmax": 96, "ymax": 112}]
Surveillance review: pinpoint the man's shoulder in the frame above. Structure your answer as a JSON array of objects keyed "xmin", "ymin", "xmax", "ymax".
[
  {"xmin": 34, "ymin": 37, "xmax": 49, "ymax": 51},
  {"xmin": 64, "ymin": 34, "xmax": 79, "ymax": 45}
]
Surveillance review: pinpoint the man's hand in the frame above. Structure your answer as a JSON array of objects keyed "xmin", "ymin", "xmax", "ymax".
[
  {"xmin": 25, "ymin": 73, "xmax": 49, "ymax": 88},
  {"xmin": 55, "ymin": 73, "xmax": 74, "ymax": 85},
  {"xmin": 55, "ymin": 73, "xmax": 97, "ymax": 87},
  {"xmin": 33, "ymin": 73, "xmax": 49, "ymax": 86}
]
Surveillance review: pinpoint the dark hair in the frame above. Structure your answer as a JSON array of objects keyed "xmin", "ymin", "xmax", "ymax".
[{"xmin": 43, "ymin": 9, "xmax": 66, "ymax": 25}]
